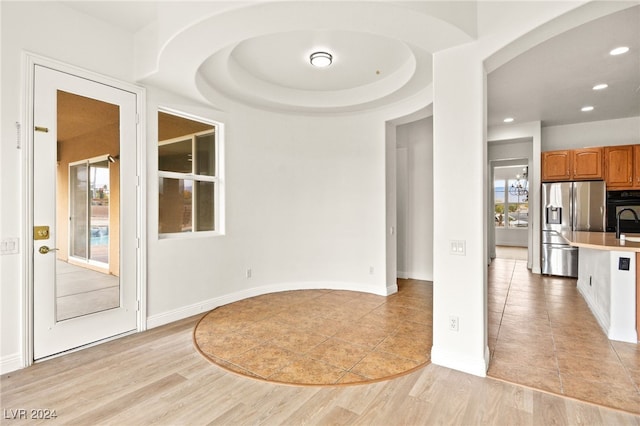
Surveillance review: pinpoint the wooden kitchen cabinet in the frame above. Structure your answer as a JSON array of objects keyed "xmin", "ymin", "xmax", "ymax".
[
  {"xmin": 541, "ymin": 148, "xmax": 603, "ymax": 181},
  {"xmin": 633, "ymin": 145, "xmax": 640, "ymax": 187},
  {"xmin": 543, "ymin": 145, "xmax": 639, "ymax": 184},
  {"xmin": 605, "ymin": 145, "xmax": 634, "ymax": 189},
  {"xmin": 541, "ymin": 150, "xmax": 572, "ymax": 181},
  {"xmin": 572, "ymin": 147, "xmax": 603, "ymax": 180}
]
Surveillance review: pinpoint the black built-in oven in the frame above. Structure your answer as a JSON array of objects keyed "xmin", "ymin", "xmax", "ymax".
[{"xmin": 606, "ymin": 190, "xmax": 640, "ymax": 233}]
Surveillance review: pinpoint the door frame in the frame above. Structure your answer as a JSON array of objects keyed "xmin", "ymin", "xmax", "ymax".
[{"xmin": 21, "ymin": 53, "xmax": 147, "ymax": 366}]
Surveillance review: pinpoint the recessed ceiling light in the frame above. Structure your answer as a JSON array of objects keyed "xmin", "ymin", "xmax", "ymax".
[
  {"xmin": 310, "ymin": 51, "xmax": 332, "ymax": 68},
  {"xmin": 592, "ymin": 83, "xmax": 608, "ymax": 90},
  {"xmin": 610, "ymin": 46, "xmax": 629, "ymax": 56},
  {"xmin": 581, "ymin": 106, "xmax": 594, "ymax": 112},
  {"xmin": 503, "ymin": 117, "xmax": 514, "ymax": 123}
]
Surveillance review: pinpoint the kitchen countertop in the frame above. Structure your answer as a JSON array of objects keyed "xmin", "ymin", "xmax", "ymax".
[{"xmin": 563, "ymin": 231, "xmax": 640, "ymax": 252}]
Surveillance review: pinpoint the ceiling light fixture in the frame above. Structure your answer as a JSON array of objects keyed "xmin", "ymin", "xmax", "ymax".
[
  {"xmin": 310, "ymin": 51, "xmax": 332, "ymax": 68},
  {"xmin": 592, "ymin": 83, "xmax": 608, "ymax": 90},
  {"xmin": 581, "ymin": 106, "xmax": 594, "ymax": 112},
  {"xmin": 503, "ymin": 117, "xmax": 514, "ymax": 123},
  {"xmin": 610, "ymin": 46, "xmax": 629, "ymax": 56}
]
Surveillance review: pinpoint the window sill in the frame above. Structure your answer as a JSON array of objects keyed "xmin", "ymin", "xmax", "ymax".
[{"xmin": 158, "ymin": 230, "xmax": 225, "ymax": 240}]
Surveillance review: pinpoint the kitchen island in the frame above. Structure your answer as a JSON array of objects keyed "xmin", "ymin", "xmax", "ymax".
[{"xmin": 563, "ymin": 231, "xmax": 639, "ymax": 343}]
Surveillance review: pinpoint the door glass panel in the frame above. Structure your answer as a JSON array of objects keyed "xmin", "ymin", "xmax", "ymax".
[
  {"xmin": 89, "ymin": 161, "xmax": 110, "ymax": 263},
  {"xmin": 56, "ymin": 91, "xmax": 120, "ymax": 322},
  {"xmin": 70, "ymin": 163, "xmax": 88, "ymax": 258}
]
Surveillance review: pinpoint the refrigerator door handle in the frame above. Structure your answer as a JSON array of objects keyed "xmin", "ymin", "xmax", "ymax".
[
  {"xmin": 547, "ymin": 244, "xmax": 577, "ymax": 250},
  {"xmin": 571, "ymin": 182, "xmax": 576, "ymax": 231}
]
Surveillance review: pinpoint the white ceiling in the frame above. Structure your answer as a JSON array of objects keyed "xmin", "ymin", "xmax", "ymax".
[
  {"xmin": 488, "ymin": 5, "xmax": 640, "ymax": 128},
  {"xmin": 62, "ymin": 1, "xmax": 639, "ymax": 125},
  {"xmin": 228, "ymin": 31, "xmax": 412, "ymax": 92},
  {"xmin": 61, "ymin": 1, "xmax": 157, "ymax": 32},
  {"xmin": 197, "ymin": 27, "xmax": 424, "ymax": 113}
]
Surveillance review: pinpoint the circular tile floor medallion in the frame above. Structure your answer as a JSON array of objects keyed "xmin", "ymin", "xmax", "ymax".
[{"xmin": 193, "ymin": 281, "xmax": 432, "ymax": 386}]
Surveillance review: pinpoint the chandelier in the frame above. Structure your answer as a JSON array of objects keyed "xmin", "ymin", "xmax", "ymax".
[{"xmin": 509, "ymin": 167, "xmax": 529, "ymax": 200}]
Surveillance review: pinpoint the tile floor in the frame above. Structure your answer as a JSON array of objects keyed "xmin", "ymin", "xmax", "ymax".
[
  {"xmin": 495, "ymin": 245, "xmax": 528, "ymax": 260},
  {"xmin": 193, "ymin": 253, "xmax": 640, "ymax": 414},
  {"xmin": 194, "ymin": 280, "xmax": 432, "ymax": 385},
  {"xmin": 488, "ymin": 255, "xmax": 640, "ymax": 414}
]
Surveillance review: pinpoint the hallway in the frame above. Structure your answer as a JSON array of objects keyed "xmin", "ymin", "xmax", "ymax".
[{"xmin": 488, "ymin": 255, "xmax": 640, "ymax": 414}]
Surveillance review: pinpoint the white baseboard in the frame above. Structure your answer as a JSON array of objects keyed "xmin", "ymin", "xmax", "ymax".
[
  {"xmin": 577, "ymin": 284, "xmax": 610, "ymax": 339},
  {"xmin": 431, "ymin": 344, "xmax": 490, "ymax": 377},
  {"xmin": 397, "ymin": 271, "xmax": 433, "ymax": 281},
  {"xmin": 608, "ymin": 326, "xmax": 638, "ymax": 343},
  {"xmin": 0, "ymin": 353, "xmax": 23, "ymax": 374},
  {"xmin": 579, "ymin": 285, "xmax": 636, "ymax": 343},
  {"xmin": 147, "ymin": 281, "xmax": 390, "ymax": 329}
]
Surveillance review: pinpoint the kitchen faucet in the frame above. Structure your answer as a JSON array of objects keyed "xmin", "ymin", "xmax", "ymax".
[{"xmin": 616, "ymin": 208, "xmax": 640, "ymax": 239}]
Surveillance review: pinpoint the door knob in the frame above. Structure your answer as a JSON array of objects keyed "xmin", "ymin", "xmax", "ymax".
[{"xmin": 38, "ymin": 246, "xmax": 59, "ymax": 254}]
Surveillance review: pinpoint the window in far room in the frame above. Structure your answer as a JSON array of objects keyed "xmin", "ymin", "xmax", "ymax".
[
  {"xmin": 494, "ymin": 166, "xmax": 529, "ymax": 229},
  {"xmin": 158, "ymin": 110, "xmax": 222, "ymax": 236}
]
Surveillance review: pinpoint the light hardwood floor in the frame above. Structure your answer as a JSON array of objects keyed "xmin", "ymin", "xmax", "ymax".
[
  {"xmin": 2, "ymin": 247, "xmax": 639, "ymax": 424},
  {"xmin": 2, "ymin": 314, "xmax": 640, "ymax": 424}
]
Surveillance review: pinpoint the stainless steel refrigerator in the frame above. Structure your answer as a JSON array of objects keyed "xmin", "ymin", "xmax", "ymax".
[{"xmin": 541, "ymin": 181, "xmax": 606, "ymax": 277}]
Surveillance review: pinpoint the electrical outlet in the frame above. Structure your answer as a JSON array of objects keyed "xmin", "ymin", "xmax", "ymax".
[
  {"xmin": 449, "ymin": 315, "xmax": 459, "ymax": 331},
  {"xmin": 369, "ymin": 266, "xmax": 374, "ymax": 275},
  {"xmin": 246, "ymin": 268, "xmax": 252, "ymax": 279}
]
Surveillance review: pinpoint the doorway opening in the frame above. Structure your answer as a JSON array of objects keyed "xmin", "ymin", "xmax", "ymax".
[{"xmin": 493, "ymin": 164, "xmax": 529, "ymax": 250}]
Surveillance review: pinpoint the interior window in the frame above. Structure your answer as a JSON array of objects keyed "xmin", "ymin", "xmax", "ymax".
[{"xmin": 158, "ymin": 111, "xmax": 221, "ymax": 235}]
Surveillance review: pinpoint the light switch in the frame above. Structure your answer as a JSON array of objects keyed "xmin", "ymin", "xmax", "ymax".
[
  {"xmin": 0, "ymin": 238, "xmax": 19, "ymax": 255},
  {"xmin": 450, "ymin": 240, "xmax": 466, "ymax": 256}
]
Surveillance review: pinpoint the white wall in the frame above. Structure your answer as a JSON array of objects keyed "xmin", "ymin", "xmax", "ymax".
[
  {"xmin": 396, "ymin": 118, "xmax": 434, "ymax": 281},
  {"xmin": 430, "ymin": 0, "xmax": 591, "ymax": 374},
  {"xmin": 432, "ymin": 42, "xmax": 489, "ymax": 376},
  {"xmin": 542, "ymin": 116, "xmax": 640, "ymax": 151},
  {"xmin": 146, "ymin": 94, "xmax": 394, "ymax": 324},
  {"xmin": 2, "ymin": 0, "xmax": 624, "ymax": 379},
  {"xmin": 1, "ymin": 1, "xmax": 397, "ymax": 372}
]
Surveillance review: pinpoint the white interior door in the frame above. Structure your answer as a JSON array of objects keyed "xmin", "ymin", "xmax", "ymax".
[{"xmin": 33, "ymin": 65, "xmax": 138, "ymax": 360}]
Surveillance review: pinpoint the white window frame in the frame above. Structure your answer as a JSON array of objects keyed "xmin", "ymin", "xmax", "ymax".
[{"xmin": 158, "ymin": 109, "xmax": 224, "ymax": 238}]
